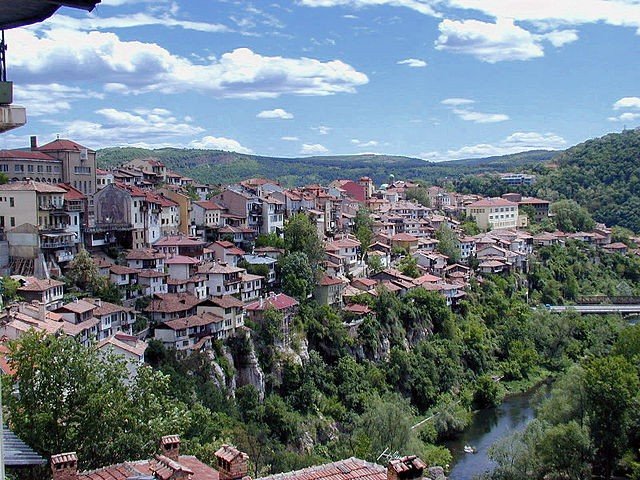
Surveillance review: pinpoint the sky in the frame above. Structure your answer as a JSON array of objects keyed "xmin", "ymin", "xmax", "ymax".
[{"xmin": 3, "ymin": 0, "xmax": 640, "ymax": 160}]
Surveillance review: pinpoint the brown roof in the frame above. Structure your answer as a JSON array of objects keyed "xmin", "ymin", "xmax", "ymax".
[
  {"xmin": 155, "ymin": 235, "xmax": 205, "ymax": 247},
  {"xmin": 97, "ymin": 334, "xmax": 147, "ymax": 357},
  {"xmin": 0, "ymin": 181, "xmax": 66, "ymax": 193},
  {"xmin": 0, "ymin": 149, "xmax": 56, "ymax": 160},
  {"xmin": 126, "ymin": 249, "xmax": 164, "ymax": 260},
  {"xmin": 109, "ymin": 265, "xmax": 139, "ymax": 275},
  {"xmin": 319, "ymin": 275, "xmax": 345, "ymax": 286},
  {"xmin": 467, "ymin": 197, "xmax": 518, "ymax": 208},
  {"xmin": 79, "ymin": 455, "xmax": 218, "ymax": 480},
  {"xmin": 57, "ymin": 299, "xmax": 96, "ymax": 314},
  {"xmin": 17, "ymin": 277, "xmax": 64, "ymax": 292},
  {"xmin": 85, "ymin": 298, "xmax": 130, "ymax": 316},
  {"xmin": 38, "ymin": 139, "xmax": 91, "ymax": 152},
  {"xmin": 145, "ymin": 294, "xmax": 203, "ymax": 314},
  {"xmin": 257, "ymin": 457, "xmax": 385, "ymax": 480},
  {"xmin": 246, "ymin": 293, "xmax": 299, "ymax": 312},
  {"xmin": 161, "ymin": 312, "xmax": 223, "ymax": 330},
  {"xmin": 210, "ymin": 295, "xmax": 244, "ymax": 309}
]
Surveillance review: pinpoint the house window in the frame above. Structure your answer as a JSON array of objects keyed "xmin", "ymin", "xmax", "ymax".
[
  {"xmin": 10, "ymin": 217, "xmax": 15, "ymax": 227},
  {"xmin": 9, "ymin": 197, "xmax": 13, "ymax": 207},
  {"xmin": 14, "ymin": 165, "xmax": 23, "ymax": 172}
]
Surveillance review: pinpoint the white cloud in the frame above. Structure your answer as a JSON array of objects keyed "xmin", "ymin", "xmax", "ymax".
[
  {"xmin": 435, "ymin": 18, "xmax": 544, "ymax": 62},
  {"xmin": 312, "ymin": 125, "xmax": 332, "ymax": 135},
  {"xmin": 451, "ymin": 108, "xmax": 509, "ymax": 123},
  {"xmin": 397, "ymin": 58, "xmax": 428, "ymax": 67},
  {"xmin": 44, "ymin": 13, "xmax": 231, "ymax": 33},
  {"xmin": 422, "ymin": 131, "xmax": 566, "ymax": 161},
  {"xmin": 351, "ymin": 139, "xmax": 379, "ymax": 147},
  {"xmin": 613, "ymin": 97, "xmax": 640, "ymax": 110},
  {"xmin": 41, "ymin": 107, "xmax": 205, "ymax": 148},
  {"xmin": 10, "ymin": 29, "xmax": 369, "ymax": 99},
  {"xmin": 14, "ymin": 84, "xmax": 103, "ymax": 116},
  {"xmin": 300, "ymin": 143, "xmax": 329, "ymax": 154},
  {"xmin": 446, "ymin": 0, "xmax": 640, "ymax": 33},
  {"xmin": 441, "ymin": 98, "xmax": 508, "ymax": 123},
  {"xmin": 543, "ymin": 29, "xmax": 579, "ymax": 47},
  {"xmin": 441, "ymin": 98, "xmax": 475, "ymax": 106},
  {"xmin": 189, "ymin": 136, "xmax": 253, "ymax": 154},
  {"xmin": 608, "ymin": 112, "xmax": 640, "ymax": 122},
  {"xmin": 298, "ymin": 0, "xmax": 439, "ymax": 16},
  {"xmin": 257, "ymin": 108, "xmax": 294, "ymax": 119},
  {"xmin": 281, "ymin": 136, "xmax": 300, "ymax": 141}
]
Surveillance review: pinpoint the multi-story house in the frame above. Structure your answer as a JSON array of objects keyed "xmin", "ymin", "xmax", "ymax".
[
  {"xmin": 0, "ymin": 181, "xmax": 86, "ymax": 266},
  {"xmin": 240, "ymin": 273, "xmax": 263, "ymax": 303},
  {"xmin": 154, "ymin": 312, "xmax": 225, "ymax": 350},
  {"xmin": 35, "ymin": 138, "xmax": 97, "ymax": 198},
  {"xmin": 245, "ymin": 293, "xmax": 298, "ymax": 346},
  {"xmin": 154, "ymin": 234, "xmax": 205, "ymax": 259},
  {"xmin": 315, "ymin": 275, "xmax": 346, "ymax": 307},
  {"xmin": 261, "ymin": 196, "xmax": 285, "ymax": 234},
  {"xmin": 325, "ymin": 236, "xmax": 361, "ymax": 272},
  {"xmin": 210, "ymin": 240, "xmax": 245, "ymax": 266},
  {"xmin": 199, "ymin": 261, "xmax": 244, "ymax": 297},
  {"xmin": 157, "ymin": 187, "xmax": 193, "ymax": 235},
  {"xmin": 16, "ymin": 276, "xmax": 65, "ymax": 310},
  {"xmin": 95, "ymin": 169, "xmax": 114, "ymax": 190},
  {"xmin": 137, "ymin": 269, "xmax": 169, "ymax": 295},
  {"xmin": 0, "ymin": 149, "xmax": 63, "ymax": 183},
  {"xmin": 458, "ymin": 236, "xmax": 477, "ymax": 262},
  {"xmin": 466, "ymin": 198, "xmax": 519, "ymax": 230},
  {"xmin": 144, "ymin": 293, "xmax": 205, "ymax": 323},
  {"xmin": 204, "ymin": 296, "xmax": 245, "ymax": 335},
  {"xmin": 122, "ymin": 158, "xmax": 167, "ymax": 184},
  {"xmin": 126, "ymin": 249, "xmax": 165, "ymax": 272}
]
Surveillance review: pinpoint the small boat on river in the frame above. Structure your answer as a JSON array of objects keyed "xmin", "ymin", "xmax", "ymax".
[{"xmin": 463, "ymin": 445, "xmax": 477, "ymax": 454}]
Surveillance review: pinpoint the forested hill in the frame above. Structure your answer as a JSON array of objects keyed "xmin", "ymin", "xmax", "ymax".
[
  {"xmin": 536, "ymin": 128, "xmax": 640, "ymax": 231},
  {"xmin": 96, "ymin": 147, "xmax": 556, "ymax": 187}
]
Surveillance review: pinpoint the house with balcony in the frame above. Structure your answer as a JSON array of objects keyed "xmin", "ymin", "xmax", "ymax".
[
  {"xmin": 154, "ymin": 234, "xmax": 206, "ymax": 259},
  {"xmin": 325, "ymin": 236, "xmax": 361, "ymax": 272},
  {"xmin": 210, "ymin": 240, "xmax": 245, "ymax": 266},
  {"xmin": 203, "ymin": 295, "xmax": 245, "ymax": 336},
  {"xmin": 241, "ymin": 273, "xmax": 263, "ymax": 303},
  {"xmin": 144, "ymin": 293, "xmax": 206, "ymax": 324},
  {"xmin": 0, "ymin": 181, "xmax": 79, "ymax": 268},
  {"xmin": 191, "ymin": 200, "xmax": 225, "ymax": 240},
  {"xmin": 154, "ymin": 312, "xmax": 225, "ymax": 350},
  {"xmin": 199, "ymin": 261, "xmax": 245, "ymax": 297},
  {"xmin": 137, "ymin": 269, "xmax": 169, "ymax": 296},
  {"xmin": 261, "ymin": 196, "xmax": 285, "ymax": 234}
]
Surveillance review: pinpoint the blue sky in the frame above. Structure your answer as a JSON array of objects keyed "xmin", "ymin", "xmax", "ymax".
[{"xmin": 4, "ymin": 0, "xmax": 640, "ymax": 160}]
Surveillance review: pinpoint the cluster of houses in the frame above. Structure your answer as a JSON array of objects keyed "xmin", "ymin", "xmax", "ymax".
[{"xmin": 0, "ymin": 137, "xmax": 633, "ymax": 371}]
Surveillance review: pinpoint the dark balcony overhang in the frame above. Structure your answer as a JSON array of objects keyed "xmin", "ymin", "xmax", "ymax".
[{"xmin": 0, "ymin": 1, "xmax": 100, "ymax": 29}]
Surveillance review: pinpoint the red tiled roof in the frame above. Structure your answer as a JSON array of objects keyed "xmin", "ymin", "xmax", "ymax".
[
  {"xmin": 166, "ymin": 255, "xmax": 200, "ymax": 265},
  {"xmin": 58, "ymin": 183, "xmax": 87, "ymax": 201},
  {"xmin": 38, "ymin": 139, "xmax": 91, "ymax": 152},
  {"xmin": 161, "ymin": 312, "xmax": 223, "ymax": 330},
  {"xmin": 257, "ymin": 457, "xmax": 385, "ymax": 480},
  {"xmin": 467, "ymin": 197, "xmax": 518, "ymax": 208},
  {"xmin": 155, "ymin": 235, "xmax": 205, "ymax": 247},
  {"xmin": 319, "ymin": 275, "xmax": 345, "ymax": 286},
  {"xmin": 0, "ymin": 149, "xmax": 56, "ymax": 160},
  {"xmin": 126, "ymin": 249, "xmax": 164, "ymax": 260},
  {"xmin": 246, "ymin": 293, "xmax": 299, "ymax": 312},
  {"xmin": 17, "ymin": 277, "xmax": 64, "ymax": 292},
  {"xmin": 145, "ymin": 294, "xmax": 203, "ymax": 313},
  {"xmin": 210, "ymin": 295, "xmax": 244, "ymax": 309},
  {"xmin": 391, "ymin": 233, "xmax": 419, "ymax": 242},
  {"xmin": 0, "ymin": 181, "xmax": 66, "ymax": 193},
  {"xmin": 344, "ymin": 304, "xmax": 372, "ymax": 315}
]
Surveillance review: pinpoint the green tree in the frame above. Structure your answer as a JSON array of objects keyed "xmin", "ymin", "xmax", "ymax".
[
  {"xmin": 279, "ymin": 252, "xmax": 315, "ymax": 301},
  {"xmin": 435, "ymin": 223, "xmax": 460, "ymax": 263},
  {"xmin": 354, "ymin": 207, "xmax": 373, "ymax": 258},
  {"xmin": 255, "ymin": 233, "xmax": 285, "ymax": 249},
  {"xmin": 66, "ymin": 248, "xmax": 104, "ymax": 293},
  {"xmin": 366, "ymin": 254, "xmax": 384, "ymax": 275},
  {"xmin": 0, "ymin": 276, "xmax": 21, "ymax": 305},
  {"xmin": 583, "ymin": 355, "xmax": 639, "ymax": 479},
  {"xmin": 551, "ymin": 199, "xmax": 595, "ymax": 233},
  {"xmin": 284, "ymin": 213, "xmax": 324, "ymax": 267},
  {"xmin": 398, "ymin": 255, "xmax": 420, "ymax": 278},
  {"xmin": 5, "ymin": 331, "xmax": 189, "ymax": 469}
]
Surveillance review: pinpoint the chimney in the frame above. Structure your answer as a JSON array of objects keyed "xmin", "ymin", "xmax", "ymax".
[
  {"xmin": 215, "ymin": 445, "xmax": 249, "ymax": 480},
  {"xmin": 37, "ymin": 300, "xmax": 46, "ymax": 321},
  {"xmin": 51, "ymin": 452, "xmax": 78, "ymax": 480},
  {"xmin": 30, "ymin": 136, "xmax": 37, "ymax": 151},
  {"xmin": 95, "ymin": 298, "xmax": 102, "ymax": 307},
  {"xmin": 387, "ymin": 456, "xmax": 427, "ymax": 480},
  {"xmin": 160, "ymin": 435, "xmax": 181, "ymax": 461}
]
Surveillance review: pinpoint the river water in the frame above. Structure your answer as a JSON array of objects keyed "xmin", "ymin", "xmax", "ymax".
[{"xmin": 445, "ymin": 391, "xmax": 538, "ymax": 479}]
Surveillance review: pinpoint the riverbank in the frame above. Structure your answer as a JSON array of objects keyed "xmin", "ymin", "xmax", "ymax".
[{"xmin": 446, "ymin": 381, "xmax": 550, "ymax": 479}]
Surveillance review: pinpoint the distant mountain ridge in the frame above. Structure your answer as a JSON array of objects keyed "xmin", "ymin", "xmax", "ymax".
[{"xmin": 97, "ymin": 147, "xmax": 558, "ymax": 186}]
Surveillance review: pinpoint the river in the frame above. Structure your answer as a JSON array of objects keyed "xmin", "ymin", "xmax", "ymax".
[{"xmin": 445, "ymin": 390, "xmax": 539, "ymax": 479}]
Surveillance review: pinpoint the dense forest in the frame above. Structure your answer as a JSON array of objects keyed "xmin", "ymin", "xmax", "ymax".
[{"xmin": 96, "ymin": 147, "xmax": 555, "ymax": 187}]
